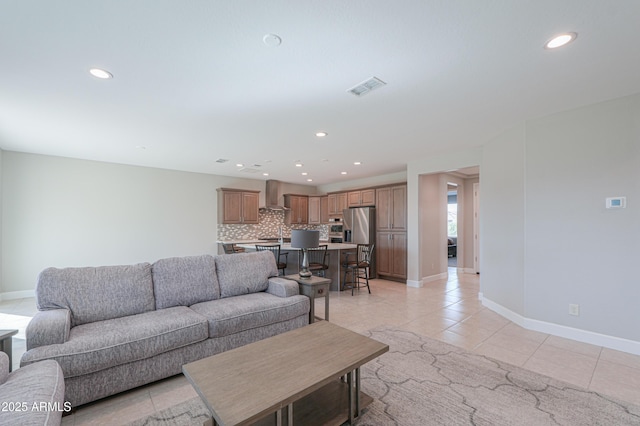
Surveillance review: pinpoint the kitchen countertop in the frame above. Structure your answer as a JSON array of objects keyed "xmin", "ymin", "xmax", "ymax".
[{"xmin": 234, "ymin": 242, "xmax": 357, "ymax": 251}]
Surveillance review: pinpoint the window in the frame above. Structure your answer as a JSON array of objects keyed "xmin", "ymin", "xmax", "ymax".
[{"xmin": 447, "ymin": 191, "xmax": 457, "ymax": 237}]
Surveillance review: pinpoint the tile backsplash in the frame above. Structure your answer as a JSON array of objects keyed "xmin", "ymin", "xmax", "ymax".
[{"xmin": 218, "ymin": 209, "xmax": 328, "ymax": 241}]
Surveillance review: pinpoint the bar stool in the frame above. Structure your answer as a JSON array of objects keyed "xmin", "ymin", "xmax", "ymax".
[
  {"xmin": 341, "ymin": 243, "xmax": 374, "ymax": 295},
  {"xmin": 255, "ymin": 244, "xmax": 288, "ymax": 275},
  {"xmin": 306, "ymin": 245, "xmax": 329, "ymax": 277},
  {"xmin": 222, "ymin": 243, "xmax": 245, "ymax": 254}
]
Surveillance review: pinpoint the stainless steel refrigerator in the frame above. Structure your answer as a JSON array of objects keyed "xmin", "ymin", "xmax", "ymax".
[{"xmin": 343, "ymin": 207, "xmax": 376, "ymax": 278}]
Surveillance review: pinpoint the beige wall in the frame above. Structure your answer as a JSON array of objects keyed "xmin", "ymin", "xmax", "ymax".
[
  {"xmin": 418, "ymin": 173, "xmax": 445, "ymax": 280},
  {"xmin": 462, "ymin": 177, "xmax": 479, "ymax": 271},
  {"xmin": 1, "ymin": 152, "xmax": 267, "ymax": 296}
]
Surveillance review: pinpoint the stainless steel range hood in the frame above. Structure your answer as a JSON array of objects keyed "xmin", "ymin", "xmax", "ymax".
[{"xmin": 261, "ymin": 180, "xmax": 289, "ymax": 210}]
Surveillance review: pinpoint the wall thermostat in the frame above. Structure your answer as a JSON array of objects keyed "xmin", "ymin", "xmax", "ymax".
[{"xmin": 605, "ymin": 197, "xmax": 626, "ymax": 209}]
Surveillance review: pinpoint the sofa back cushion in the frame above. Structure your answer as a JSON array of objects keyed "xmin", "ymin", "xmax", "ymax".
[
  {"xmin": 152, "ymin": 255, "xmax": 220, "ymax": 309},
  {"xmin": 215, "ymin": 251, "xmax": 278, "ymax": 298},
  {"xmin": 36, "ymin": 263, "xmax": 155, "ymax": 327}
]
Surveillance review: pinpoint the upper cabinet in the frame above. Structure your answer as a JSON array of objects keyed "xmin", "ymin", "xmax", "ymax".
[
  {"xmin": 308, "ymin": 196, "xmax": 329, "ymax": 224},
  {"xmin": 328, "ymin": 193, "xmax": 348, "ymax": 216},
  {"xmin": 376, "ymin": 185, "xmax": 407, "ymax": 231},
  {"xmin": 284, "ymin": 194, "xmax": 309, "ymax": 224},
  {"xmin": 218, "ymin": 188, "xmax": 260, "ymax": 224},
  {"xmin": 347, "ymin": 189, "xmax": 375, "ymax": 207},
  {"xmin": 320, "ymin": 196, "xmax": 329, "ymax": 224}
]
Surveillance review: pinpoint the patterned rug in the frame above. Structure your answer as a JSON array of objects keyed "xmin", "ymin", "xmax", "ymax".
[{"xmin": 128, "ymin": 327, "xmax": 640, "ymax": 425}]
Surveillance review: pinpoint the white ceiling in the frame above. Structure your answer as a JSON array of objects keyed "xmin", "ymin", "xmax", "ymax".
[{"xmin": 2, "ymin": 1, "xmax": 639, "ymax": 186}]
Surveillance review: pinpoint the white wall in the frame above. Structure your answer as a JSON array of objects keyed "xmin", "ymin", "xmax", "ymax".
[
  {"xmin": 462, "ymin": 177, "xmax": 479, "ymax": 270},
  {"xmin": 0, "ymin": 149, "xmax": 3, "ymax": 292},
  {"xmin": 0, "ymin": 152, "xmax": 266, "ymax": 296},
  {"xmin": 480, "ymin": 124, "xmax": 526, "ymax": 315},
  {"xmin": 317, "ymin": 171, "xmax": 407, "ymax": 194},
  {"xmin": 523, "ymin": 94, "xmax": 640, "ymax": 341},
  {"xmin": 418, "ymin": 173, "xmax": 444, "ymax": 281},
  {"xmin": 478, "ymin": 93, "xmax": 640, "ymax": 351}
]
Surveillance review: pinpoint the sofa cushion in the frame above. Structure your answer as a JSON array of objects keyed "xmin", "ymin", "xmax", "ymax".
[
  {"xmin": 152, "ymin": 255, "xmax": 220, "ymax": 309},
  {"xmin": 20, "ymin": 306, "xmax": 208, "ymax": 378},
  {"xmin": 0, "ymin": 352, "xmax": 8, "ymax": 385},
  {"xmin": 36, "ymin": 263, "xmax": 155, "ymax": 327},
  {"xmin": 215, "ymin": 251, "xmax": 278, "ymax": 298},
  {"xmin": 0, "ymin": 356, "xmax": 65, "ymax": 426},
  {"xmin": 189, "ymin": 292, "xmax": 309, "ymax": 338}
]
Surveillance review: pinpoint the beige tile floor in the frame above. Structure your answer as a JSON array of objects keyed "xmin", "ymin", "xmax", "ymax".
[{"xmin": 2, "ymin": 269, "xmax": 640, "ymax": 425}]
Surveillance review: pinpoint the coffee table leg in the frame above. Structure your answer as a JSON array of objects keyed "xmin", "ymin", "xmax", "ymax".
[
  {"xmin": 355, "ymin": 367, "xmax": 361, "ymax": 416},
  {"xmin": 325, "ymin": 292, "xmax": 330, "ymax": 322},
  {"xmin": 348, "ymin": 371, "xmax": 354, "ymax": 424}
]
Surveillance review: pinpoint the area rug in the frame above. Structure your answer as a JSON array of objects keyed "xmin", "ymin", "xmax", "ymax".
[{"xmin": 128, "ymin": 326, "xmax": 640, "ymax": 425}]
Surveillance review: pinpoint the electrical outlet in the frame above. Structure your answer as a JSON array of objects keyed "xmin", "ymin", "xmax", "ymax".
[{"xmin": 569, "ymin": 304, "xmax": 580, "ymax": 316}]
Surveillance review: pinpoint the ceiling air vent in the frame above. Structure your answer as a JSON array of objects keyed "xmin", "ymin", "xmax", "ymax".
[
  {"xmin": 347, "ymin": 76, "xmax": 386, "ymax": 97},
  {"xmin": 215, "ymin": 158, "xmax": 229, "ymax": 163}
]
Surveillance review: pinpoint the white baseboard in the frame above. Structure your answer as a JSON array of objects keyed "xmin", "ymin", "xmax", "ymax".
[
  {"xmin": 482, "ymin": 297, "xmax": 640, "ymax": 356},
  {"xmin": 0, "ymin": 289, "xmax": 36, "ymax": 301},
  {"xmin": 421, "ymin": 272, "xmax": 448, "ymax": 285},
  {"xmin": 406, "ymin": 279, "xmax": 423, "ymax": 288}
]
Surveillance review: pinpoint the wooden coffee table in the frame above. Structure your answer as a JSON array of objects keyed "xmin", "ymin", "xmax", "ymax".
[{"xmin": 183, "ymin": 321, "xmax": 388, "ymax": 426}]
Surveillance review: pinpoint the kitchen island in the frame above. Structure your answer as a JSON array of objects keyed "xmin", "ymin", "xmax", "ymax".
[{"xmin": 218, "ymin": 240, "xmax": 357, "ymax": 291}]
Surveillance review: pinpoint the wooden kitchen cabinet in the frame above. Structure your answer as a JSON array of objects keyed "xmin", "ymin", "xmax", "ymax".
[
  {"xmin": 376, "ymin": 231, "xmax": 407, "ymax": 280},
  {"xmin": 320, "ymin": 196, "xmax": 329, "ymax": 223},
  {"xmin": 309, "ymin": 196, "xmax": 329, "ymax": 224},
  {"xmin": 218, "ymin": 188, "xmax": 260, "ymax": 224},
  {"xmin": 347, "ymin": 189, "xmax": 375, "ymax": 207},
  {"xmin": 284, "ymin": 194, "xmax": 308, "ymax": 224},
  {"xmin": 308, "ymin": 196, "xmax": 321, "ymax": 224},
  {"xmin": 328, "ymin": 192, "xmax": 348, "ymax": 215},
  {"xmin": 376, "ymin": 185, "xmax": 407, "ymax": 231},
  {"xmin": 376, "ymin": 184, "xmax": 407, "ymax": 280}
]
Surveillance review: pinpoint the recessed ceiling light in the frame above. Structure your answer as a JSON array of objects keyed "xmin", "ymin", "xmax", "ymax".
[
  {"xmin": 236, "ymin": 163, "xmax": 244, "ymax": 167},
  {"xmin": 315, "ymin": 132, "xmax": 328, "ymax": 137},
  {"xmin": 354, "ymin": 161, "xmax": 362, "ymax": 166},
  {"xmin": 341, "ymin": 171, "xmax": 347, "ymax": 175},
  {"xmin": 301, "ymin": 172, "xmax": 308, "ymax": 176},
  {"xmin": 295, "ymin": 162, "xmax": 303, "ymax": 167},
  {"xmin": 89, "ymin": 68, "xmax": 113, "ymax": 79},
  {"xmin": 263, "ymin": 173, "xmax": 269, "ymax": 176},
  {"xmin": 307, "ymin": 179, "xmax": 313, "ymax": 182},
  {"xmin": 544, "ymin": 32, "xmax": 577, "ymax": 49}
]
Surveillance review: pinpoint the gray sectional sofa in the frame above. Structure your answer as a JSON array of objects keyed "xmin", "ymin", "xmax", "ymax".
[
  {"xmin": 20, "ymin": 251, "xmax": 310, "ymax": 407},
  {"xmin": 0, "ymin": 351, "xmax": 65, "ymax": 426}
]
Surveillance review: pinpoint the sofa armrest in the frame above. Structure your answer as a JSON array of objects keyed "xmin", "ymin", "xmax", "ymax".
[
  {"xmin": 0, "ymin": 352, "xmax": 8, "ymax": 385},
  {"xmin": 26, "ymin": 309, "xmax": 71, "ymax": 350},
  {"xmin": 266, "ymin": 277, "xmax": 300, "ymax": 298}
]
